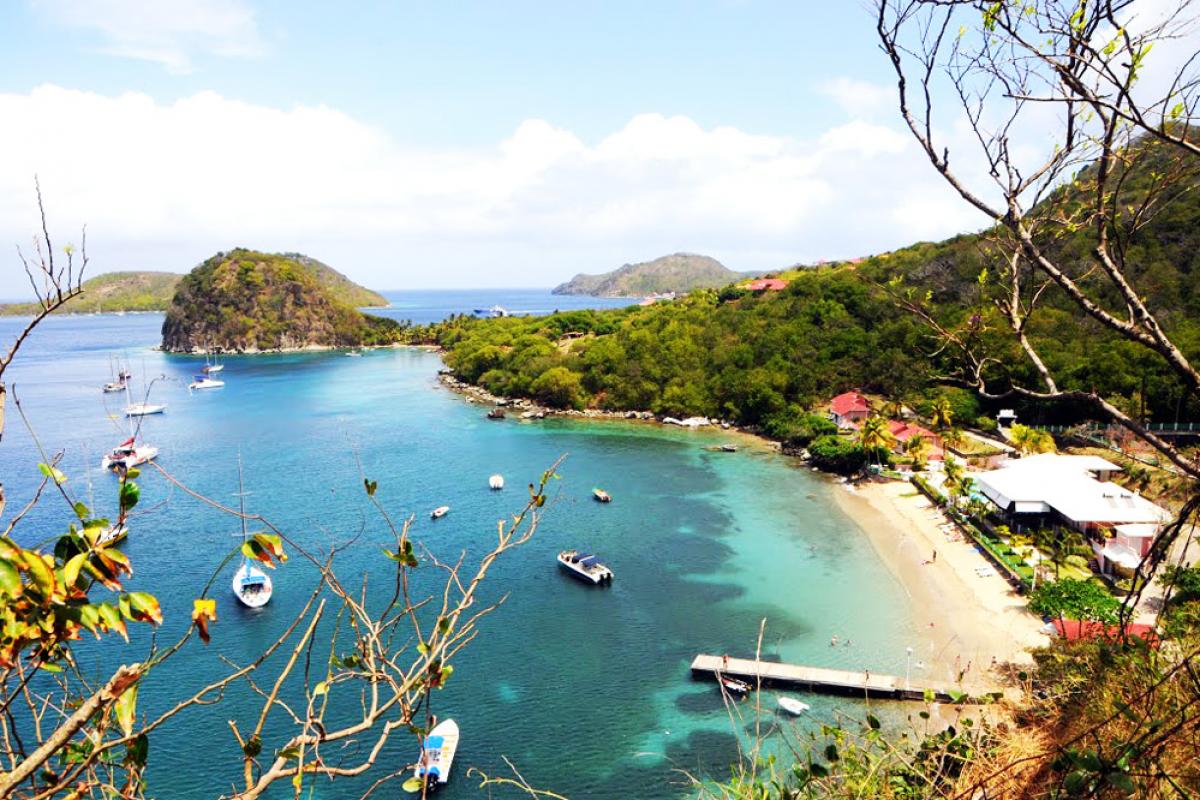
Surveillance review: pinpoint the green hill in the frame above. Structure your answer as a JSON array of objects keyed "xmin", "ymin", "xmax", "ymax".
[
  {"xmin": 552, "ymin": 253, "xmax": 750, "ymax": 296},
  {"xmin": 161, "ymin": 249, "xmax": 401, "ymax": 353},
  {"xmin": 0, "ymin": 271, "xmax": 182, "ymax": 315},
  {"xmin": 427, "ymin": 135, "xmax": 1200, "ymax": 429}
]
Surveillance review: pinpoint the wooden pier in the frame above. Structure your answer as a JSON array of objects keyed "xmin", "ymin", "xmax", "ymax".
[{"xmin": 691, "ymin": 655, "xmax": 990, "ymax": 703}]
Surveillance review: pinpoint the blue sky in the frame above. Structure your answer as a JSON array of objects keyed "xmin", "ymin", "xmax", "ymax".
[{"xmin": 0, "ymin": 0, "xmax": 985, "ymax": 293}]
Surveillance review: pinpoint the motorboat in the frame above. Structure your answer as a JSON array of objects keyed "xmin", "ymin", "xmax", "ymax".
[
  {"xmin": 101, "ymin": 437, "xmax": 159, "ymax": 471},
  {"xmin": 431, "ymin": 505, "xmax": 450, "ymax": 520},
  {"xmin": 232, "ymin": 458, "xmax": 273, "ymax": 608},
  {"xmin": 102, "ymin": 380, "xmax": 127, "ymax": 393},
  {"xmin": 557, "ymin": 550, "xmax": 613, "ymax": 584},
  {"xmin": 345, "ymin": 350, "xmax": 363, "ymax": 357},
  {"xmin": 487, "ymin": 407, "xmax": 505, "ymax": 420},
  {"xmin": 720, "ymin": 444, "xmax": 738, "ymax": 452},
  {"xmin": 720, "ymin": 677, "xmax": 751, "ymax": 695},
  {"xmin": 592, "ymin": 488, "xmax": 611, "ymax": 503},
  {"xmin": 472, "ymin": 305, "xmax": 509, "ymax": 319},
  {"xmin": 489, "ymin": 474, "xmax": 504, "ymax": 490},
  {"xmin": 413, "ymin": 718, "xmax": 460, "ymax": 792},
  {"xmin": 189, "ymin": 375, "xmax": 225, "ymax": 390},
  {"xmin": 125, "ymin": 402, "xmax": 166, "ymax": 417},
  {"xmin": 778, "ymin": 696, "xmax": 811, "ymax": 715}
]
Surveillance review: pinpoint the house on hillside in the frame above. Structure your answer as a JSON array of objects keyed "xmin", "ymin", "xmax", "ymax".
[
  {"xmin": 887, "ymin": 420, "xmax": 944, "ymax": 462},
  {"xmin": 745, "ymin": 278, "xmax": 789, "ymax": 291},
  {"xmin": 829, "ymin": 390, "xmax": 870, "ymax": 428},
  {"xmin": 973, "ymin": 453, "xmax": 1170, "ymax": 575}
]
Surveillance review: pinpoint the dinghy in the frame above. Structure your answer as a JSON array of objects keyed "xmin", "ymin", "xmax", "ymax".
[
  {"xmin": 592, "ymin": 488, "xmax": 611, "ymax": 503},
  {"xmin": 488, "ymin": 474, "xmax": 504, "ymax": 490},
  {"xmin": 413, "ymin": 718, "xmax": 460, "ymax": 792},
  {"xmin": 430, "ymin": 505, "xmax": 450, "ymax": 520},
  {"xmin": 778, "ymin": 696, "xmax": 810, "ymax": 715}
]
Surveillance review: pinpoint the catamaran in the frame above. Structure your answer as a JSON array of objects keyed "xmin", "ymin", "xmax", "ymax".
[
  {"xmin": 413, "ymin": 718, "xmax": 460, "ymax": 793},
  {"xmin": 101, "ymin": 436, "xmax": 159, "ymax": 471},
  {"xmin": 231, "ymin": 460, "xmax": 273, "ymax": 609},
  {"xmin": 189, "ymin": 374, "xmax": 225, "ymax": 390}
]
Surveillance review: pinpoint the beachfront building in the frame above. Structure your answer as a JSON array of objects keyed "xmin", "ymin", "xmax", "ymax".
[
  {"xmin": 973, "ymin": 453, "xmax": 1171, "ymax": 574},
  {"xmin": 886, "ymin": 420, "xmax": 944, "ymax": 462},
  {"xmin": 829, "ymin": 390, "xmax": 870, "ymax": 428}
]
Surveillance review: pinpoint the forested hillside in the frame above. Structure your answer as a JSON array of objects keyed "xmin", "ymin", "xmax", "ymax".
[
  {"xmin": 0, "ymin": 271, "xmax": 182, "ymax": 315},
  {"xmin": 429, "ymin": 135, "xmax": 1200, "ymax": 431}
]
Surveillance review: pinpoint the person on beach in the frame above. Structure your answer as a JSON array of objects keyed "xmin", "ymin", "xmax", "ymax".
[{"xmin": 932, "ymin": 549, "xmax": 937, "ymax": 563}]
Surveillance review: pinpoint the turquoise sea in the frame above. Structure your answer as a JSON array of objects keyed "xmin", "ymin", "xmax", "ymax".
[{"xmin": 0, "ymin": 290, "xmax": 924, "ymax": 798}]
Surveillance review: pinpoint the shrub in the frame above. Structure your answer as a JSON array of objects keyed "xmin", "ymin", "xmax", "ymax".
[
  {"xmin": 809, "ymin": 434, "xmax": 868, "ymax": 474},
  {"xmin": 762, "ymin": 406, "xmax": 838, "ymax": 446}
]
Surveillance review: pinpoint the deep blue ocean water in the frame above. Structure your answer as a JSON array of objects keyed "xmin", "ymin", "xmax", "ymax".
[{"xmin": 0, "ymin": 292, "xmax": 923, "ymax": 799}]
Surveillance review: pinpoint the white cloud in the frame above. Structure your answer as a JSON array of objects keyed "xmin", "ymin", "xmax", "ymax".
[
  {"xmin": 0, "ymin": 85, "xmax": 988, "ymax": 292},
  {"xmin": 29, "ymin": 0, "xmax": 265, "ymax": 72},
  {"xmin": 819, "ymin": 77, "xmax": 896, "ymax": 119}
]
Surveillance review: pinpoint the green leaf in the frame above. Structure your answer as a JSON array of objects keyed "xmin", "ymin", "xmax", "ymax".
[
  {"xmin": 866, "ymin": 714, "xmax": 881, "ymax": 730},
  {"xmin": 808, "ymin": 762, "xmax": 828, "ymax": 778},
  {"xmin": 120, "ymin": 481, "xmax": 141, "ymax": 511},
  {"xmin": 124, "ymin": 733, "xmax": 149, "ymax": 768},
  {"xmin": 72, "ymin": 501, "xmax": 89, "ymax": 520},
  {"xmin": 124, "ymin": 591, "xmax": 163, "ymax": 625},
  {"xmin": 60, "ymin": 552, "xmax": 87, "ymax": 588},
  {"xmin": 38, "ymin": 463, "xmax": 67, "ymax": 484},
  {"xmin": 0, "ymin": 559, "xmax": 21, "ymax": 597},
  {"xmin": 401, "ymin": 777, "xmax": 424, "ymax": 793},
  {"xmin": 114, "ymin": 680, "xmax": 139, "ymax": 736},
  {"xmin": 313, "ymin": 681, "xmax": 328, "ymax": 697},
  {"xmin": 824, "ymin": 744, "xmax": 839, "ymax": 762},
  {"xmin": 277, "ymin": 745, "xmax": 300, "ymax": 761},
  {"xmin": 242, "ymin": 735, "xmax": 262, "ymax": 758},
  {"xmin": 1108, "ymin": 772, "xmax": 1135, "ymax": 794}
]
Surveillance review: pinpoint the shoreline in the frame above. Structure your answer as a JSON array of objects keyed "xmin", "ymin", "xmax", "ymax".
[{"xmin": 832, "ymin": 480, "xmax": 1047, "ymax": 688}]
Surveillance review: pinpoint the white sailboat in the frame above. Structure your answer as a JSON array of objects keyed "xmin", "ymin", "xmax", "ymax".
[
  {"xmin": 188, "ymin": 374, "xmax": 225, "ymax": 390},
  {"xmin": 202, "ymin": 350, "xmax": 224, "ymax": 374},
  {"xmin": 102, "ymin": 355, "xmax": 130, "ymax": 393},
  {"xmin": 413, "ymin": 719, "xmax": 460, "ymax": 792},
  {"xmin": 125, "ymin": 402, "xmax": 166, "ymax": 417},
  {"xmin": 231, "ymin": 460, "xmax": 273, "ymax": 608}
]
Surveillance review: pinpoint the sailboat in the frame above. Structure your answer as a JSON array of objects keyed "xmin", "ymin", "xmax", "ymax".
[
  {"xmin": 202, "ymin": 350, "xmax": 224, "ymax": 374},
  {"xmin": 231, "ymin": 459, "xmax": 273, "ymax": 609},
  {"xmin": 102, "ymin": 355, "xmax": 130, "ymax": 393}
]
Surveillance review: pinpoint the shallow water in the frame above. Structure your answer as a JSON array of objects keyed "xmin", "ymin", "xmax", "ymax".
[{"xmin": 0, "ymin": 308, "xmax": 923, "ymax": 798}]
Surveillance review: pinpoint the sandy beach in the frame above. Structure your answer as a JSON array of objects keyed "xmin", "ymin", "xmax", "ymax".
[{"xmin": 832, "ymin": 479, "xmax": 1048, "ymax": 690}]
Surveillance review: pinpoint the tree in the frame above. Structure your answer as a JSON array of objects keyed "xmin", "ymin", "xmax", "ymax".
[
  {"xmin": 529, "ymin": 365, "xmax": 586, "ymax": 409},
  {"xmin": 856, "ymin": 415, "xmax": 895, "ymax": 470},
  {"xmin": 905, "ymin": 433, "xmax": 930, "ymax": 468},
  {"xmin": 1008, "ymin": 423, "xmax": 1057, "ymax": 454},
  {"xmin": 0, "ymin": 196, "xmax": 558, "ymax": 799},
  {"xmin": 1029, "ymin": 578, "xmax": 1121, "ymax": 626},
  {"xmin": 929, "ymin": 396, "xmax": 954, "ymax": 430}
]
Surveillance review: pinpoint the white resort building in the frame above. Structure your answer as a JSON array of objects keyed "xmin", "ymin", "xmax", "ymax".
[{"xmin": 974, "ymin": 454, "xmax": 1171, "ymax": 574}]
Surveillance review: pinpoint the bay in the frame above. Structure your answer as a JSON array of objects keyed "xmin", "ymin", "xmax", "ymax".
[{"xmin": 0, "ymin": 297, "xmax": 923, "ymax": 798}]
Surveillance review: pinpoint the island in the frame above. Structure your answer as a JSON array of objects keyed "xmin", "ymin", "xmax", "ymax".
[
  {"xmin": 0, "ymin": 270, "xmax": 182, "ymax": 315},
  {"xmin": 160, "ymin": 249, "xmax": 400, "ymax": 353},
  {"xmin": 551, "ymin": 252, "xmax": 752, "ymax": 297}
]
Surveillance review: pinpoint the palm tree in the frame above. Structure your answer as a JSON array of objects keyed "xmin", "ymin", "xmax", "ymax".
[
  {"xmin": 1009, "ymin": 423, "xmax": 1057, "ymax": 454},
  {"xmin": 930, "ymin": 396, "xmax": 954, "ymax": 430},
  {"xmin": 857, "ymin": 416, "xmax": 894, "ymax": 469},
  {"xmin": 942, "ymin": 458, "xmax": 966, "ymax": 507},
  {"xmin": 905, "ymin": 433, "xmax": 929, "ymax": 469},
  {"xmin": 941, "ymin": 427, "xmax": 964, "ymax": 451}
]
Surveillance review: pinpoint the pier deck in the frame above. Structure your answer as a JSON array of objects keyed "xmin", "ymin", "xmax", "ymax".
[{"xmin": 691, "ymin": 655, "xmax": 990, "ymax": 703}]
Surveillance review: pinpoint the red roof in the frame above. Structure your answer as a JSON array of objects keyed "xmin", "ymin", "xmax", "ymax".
[
  {"xmin": 830, "ymin": 391, "xmax": 869, "ymax": 416},
  {"xmin": 746, "ymin": 278, "xmax": 789, "ymax": 291},
  {"xmin": 1053, "ymin": 619, "xmax": 1159, "ymax": 645},
  {"xmin": 887, "ymin": 420, "xmax": 943, "ymax": 460}
]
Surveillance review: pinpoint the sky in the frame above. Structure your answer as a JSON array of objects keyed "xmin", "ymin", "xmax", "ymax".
[{"xmin": 0, "ymin": 0, "xmax": 997, "ymax": 294}]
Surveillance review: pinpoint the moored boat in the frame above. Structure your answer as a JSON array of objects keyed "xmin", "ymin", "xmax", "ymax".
[
  {"xmin": 431, "ymin": 505, "xmax": 450, "ymax": 519},
  {"xmin": 413, "ymin": 718, "xmax": 460, "ymax": 792},
  {"xmin": 125, "ymin": 402, "xmax": 166, "ymax": 417},
  {"xmin": 101, "ymin": 437, "xmax": 159, "ymax": 471},
  {"xmin": 97, "ymin": 523, "xmax": 128, "ymax": 547},
  {"xmin": 592, "ymin": 488, "xmax": 611, "ymax": 503},
  {"xmin": 486, "ymin": 407, "xmax": 505, "ymax": 419},
  {"xmin": 488, "ymin": 474, "xmax": 504, "ymax": 490},
  {"xmin": 231, "ymin": 458, "xmax": 273, "ymax": 608},
  {"xmin": 720, "ymin": 677, "xmax": 751, "ymax": 695},
  {"xmin": 557, "ymin": 550, "xmax": 613, "ymax": 584},
  {"xmin": 189, "ymin": 375, "xmax": 225, "ymax": 390},
  {"xmin": 778, "ymin": 696, "xmax": 810, "ymax": 715}
]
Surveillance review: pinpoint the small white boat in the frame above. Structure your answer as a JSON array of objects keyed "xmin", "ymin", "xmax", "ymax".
[
  {"xmin": 488, "ymin": 474, "xmax": 504, "ymax": 490},
  {"xmin": 345, "ymin": 350, "xmax": 363, "ymax": 357},
  {"xmin": 102, "ymin": 380, "xmax": 127, "ymax": 393},
  {"xmin": 557, "ymin": 550, "xmax": 613, "ymax": 584},
  {"xmin": 101, "ymin": 437, "xmax": 159, "ymax": 471},
  {"xmin": 189, "ymin": 375, "xmax": 225, "ymax": 390},
  {"xmin": 232, "ymin": 459, "xmax": 273, "ymax": 608},
  {"xmin": 431, "ymin": 505, "xmax": 450, "ymax": 520},
  {"xmin": 413, "ymin": 718, "xmax": 460, "ymax": 792},
  {"xmin": 720, "ymin": 677, "xmax": 751, "ymax": 695},
  {"xmin": 203, "ymin": 363, "xmax": 225, "ymax": 373},
  {"xmin": 778, "ymin": 696, "xmax": 811, "ymax": 715},
  {"xmin": 232, "ymin": 561, "xmax": 272, "ymax": 608},
  {"xmin": 125, "ymin": 402, "xmax": 166, "ymax": 417},
  {"xmin": 592, "ymin": 488, "xmax": 612, "ymax": 503}
]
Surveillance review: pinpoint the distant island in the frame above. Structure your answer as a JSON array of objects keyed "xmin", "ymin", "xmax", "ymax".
[
  {"xmin": 0, "ymin": 271, "xmax": 182, "ymax": 315},
  {"xmin": 161, "ymin": 249, "xmax": 400, "ymax": 353},
  {"xmin": 552, "ymin": 253, "xmax": 753, "ymax": 297}
]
